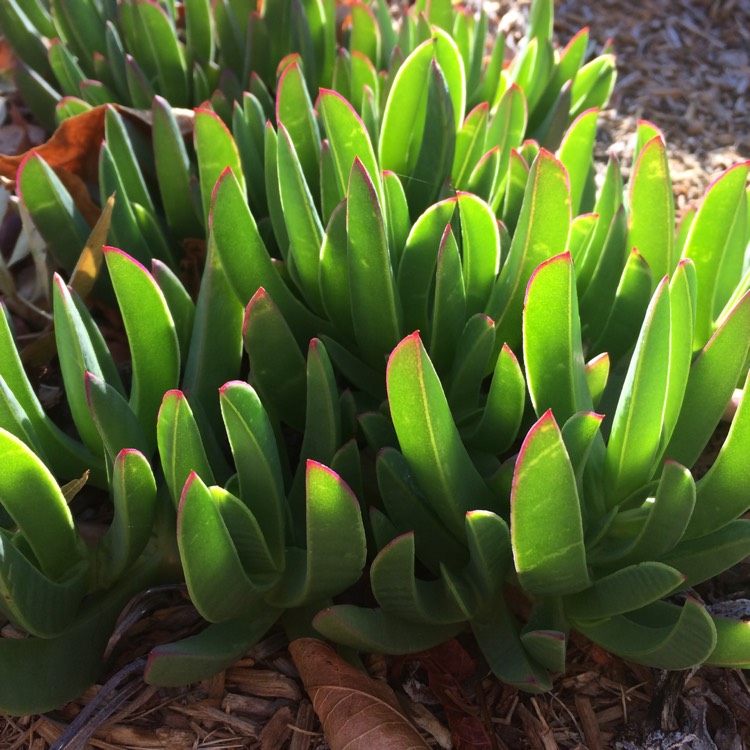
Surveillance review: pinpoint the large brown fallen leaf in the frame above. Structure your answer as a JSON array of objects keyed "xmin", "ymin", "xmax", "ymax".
[{"xmin": 289, "ymin": 638, "xmax": 430, "ymax": 750}]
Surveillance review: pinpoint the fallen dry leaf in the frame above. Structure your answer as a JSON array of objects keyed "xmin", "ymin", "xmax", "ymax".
[
  {"xmin": 69, "ymin": 193, "xmax": 114, "ymax": 301},
  {"xmin": 0, "ymin": 39, "xmax": 15, "ymax": 75},
  {"xmin": 0, "ymin": 106, "xmax": 107, "ymax": 182},
  {"xmin": 289, "ymin": 638, "xmax": 430, "ymax": 750},
  {"xmin": 0, "ymin": 104, "xmax": 194, "ymax": 184}
]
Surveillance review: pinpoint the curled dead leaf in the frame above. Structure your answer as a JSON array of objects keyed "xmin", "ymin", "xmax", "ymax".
[
  {"xmin": 0, "ymin": 104, "xmax": 195, "ymax": 183},
  {"xmin": 0, "ymin": 106, "xmax": 107, "ymax": 182},
  {"xmin": 289, "ymin": 638, "xmax": 430, "ymax": 750}
]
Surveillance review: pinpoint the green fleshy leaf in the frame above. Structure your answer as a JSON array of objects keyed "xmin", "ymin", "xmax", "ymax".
[
  {"xmin": 589, "ymin": 248, "xmax": 653, "ymax": 364},
  {"xmin": 195, "ymin": 107, "xmax": 246, "ymax": 225},
  {"xmin": 576, "ymin": 153, "xmax": 624, "ymax": 291},
  {"xmin": 382, "ymin": 170, "xmax": 411, "ymax": 267},
  {"xmin": 347, "ymin": 157, "xmax": 402, "ymax": 367},
  {"xmin": 626, "ymin": 133, "xmax": 674, "ymax": 287},
  {"xmin": 487, "ymin": 150, "xmax": 571, "ymax": 353},
  {"xmin": 313, "ymin": 605, "xmax": 463, "ymax": 654},
  {"xmin": 151, "ymin": 259, "xmax": 196, "ymax": 364},
  {"xmin": 52, "ymin": 276, "xmax": 106, "ymax": 455},
  {"xmin": 659, "ymin": 260, "xmax": 696, "ymax": 455},
  {"xmin": 446, "ymin": 314, "xmax": 495, "ymax": 414},
  {"xmin": 687, "ymin": 373, "xmax": 750, "ymax": 537},
  {"xmin": 0, "ymin": 555, "xmax": 159, "ymax": 716},
  {"xmin": 211, "ymin": 167, "xmax": 323, "ymax": 344},
  {"xmin": 243, "ymin": 288, "xmax": 307, "ymax": 431},
  {"xmin": 592, "ymin": 459, "xmax": 695, "ymax": 566},
  {"xmin": 182, "ymin": 240, "xmax": 244, "ymax": 432},
  {"xmin": 574, "ymin": 598, "xmax": 716, "ymax": 671},
  {"xmin": 378, "ymin": 38, "xmax": 434, "ymax": 176},
  {"xmin": 666, "ymin": 291, "xmax": 750, "ymax": 468},
  {"xmin": 458, "ymin": 192, "xmax": 501, "ymax": 317},
  {"xmin": 0, "ymin": 428, "xmax": 83, "ymax": 577},
  {"xmin": 267, "ymin": 461, "xmax": 366, "ymax": 608},
  {"xmin": 84, "ymin": 372, "xmax": 150, "ymax": 460},
  {"xmin": 428, "ymin": 225, "xmax": 466, "ymax": 375},
  {"xmin": 318, "ymin": 88, "xmax": 383, "ymax": 208},
  {"xmin": 603, "ymin": 277, "xmax": 671, "ymax": 504},
  {"xmin": 566, "ymin": 562, "xmax": 685, "ymax": 620},
  {"xmin": 579, "ymin": 207, "xmax": 628, "ymax": 344},
  {"xmin": 464, "ymin": 343, "xmax": 525, "ymax": 455},
  {"xmin": 17, "ymin": 152, "xmax": 90, "ymax": 272},
  {"xmin": 569, "ymin": 54, "xmax": 616, "ymax": 119},
  {"xmin": 523, "ymin": 251, "xmax": 592, "ymax": 423},
  {"xmin": 661, "ymin": 520, "xmax": 750, "ymax": 589},
  {"xmin": 681, "ymin": 162, "xmax": 750, "ymax": 349},
  {"xmin": 561, "ymin": 411, "xmax": 604, "ymax": 499},
  {"xmin": 452, "ymin": 102, "xmax": 489, "ymax": 188},
  {"xmin": 556, "ymin": 108, "xmax": 598, "ymax": 215},
  {"xmin": 705, "ymin": 614, "xmax": 750, "ymax": 668},
  {"xmin": 219, "ymin": 380, "xmax": 286, "ymax": 561},
  {"xmin": 277, "ymin": 61, "xmax": 321, "ymax": 205},
  {"xmin": 404, "ymin": 58, "xmax": 456, "ymax": 216},
  {"xmin": 146, "ymin": 607, "xmax": 282, "ymax": 687},
  {"xmin": 319, "ymin": 200, "xmax": 355, "ymax": 342},
  {"xmin": 499, "ymin": 147, "xmax": 531, "ymax": 229},
  {"xmin": 0, "ymin": 304, "xmax": 104, "ymax": 484},
  {"xmin": 585, "ymin": 353, "xmax": 610, "ymax": 409},
  {"xmin": 471, "ymin": 591, "xmax": 552, "ymax": 692},
  {"xmin": 277, "ymin": 122, "xmax": 325, "ymax": 313},
  {"xmin": 398, "ymin": 197, "xmax": 457, "ymax": 334},
  {"xmin": 387, "ymin": 332, "xmax": 496, "ymax": 536},
  {"xmin": 96, "ymin": 449, "xmax": 157, "ymax": 586},
  {"xmin": 157, "ymin": 390, "xmax": 216, "ymax": 508},
  {"xmin": 463, "ymin": 510, "xmax": 511, "ymax": 599},
  {"xmin": 184, "ymin": 0, "xmax": 214, "ymax": 65},
  {"xmin": 370, "ymin": 533, "xmax": 468, "ymax": 624},
  {"xmin": 136, "ymin": 0, "xmax": 188, "ymax": 104},
  {"xmin": 512, "ymin": 411, "xmax": 590, "ymax": 596},
  {"xmin": 152, "ymin": 95, "xmax": 203, "ymax": 238},
  {"xmin": 104, "ymin": 248, "xmax": 180, "ymax": 448},
  {"xmin": 0, "ymin": 532, "xmax": 86, "ymax": 638},
  {"xmin": 376, "ymin": 447, "xmax": 468, "ymax": 573},
  {"xmin": 178, "ymin": 474, "xmax": 275, "ymax": 623}
]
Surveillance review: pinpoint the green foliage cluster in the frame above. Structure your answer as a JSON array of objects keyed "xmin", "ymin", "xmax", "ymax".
[{"xmin": 0, "ymin": 0, "xmax": 749, "ymax": 716}]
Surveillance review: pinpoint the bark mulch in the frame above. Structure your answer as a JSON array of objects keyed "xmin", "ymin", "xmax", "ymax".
[{"xmin": 2, "ymin": 1, "xmax": 750, "ymax": 748}]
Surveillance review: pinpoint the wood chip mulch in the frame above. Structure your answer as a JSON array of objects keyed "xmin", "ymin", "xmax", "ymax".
[{"xmin": 2, "ymin": 1, "xmax": 750, "ymax": 748}]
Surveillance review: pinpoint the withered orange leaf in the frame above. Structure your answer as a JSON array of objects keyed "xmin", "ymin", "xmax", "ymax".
[
  {"xmin": 69, "ymin": 193, "xmax": 114, "ymax": 301},
  {"xmin": 0, "ymin": 106, "xmax": 107, "ymax": 182},
  {"xmin": 289, "ymin": 638, "xmax": 430, "ymax": 750},
  {"xmin": 0, "ymin": 104, "xmax": 193, "ymax": 184}
]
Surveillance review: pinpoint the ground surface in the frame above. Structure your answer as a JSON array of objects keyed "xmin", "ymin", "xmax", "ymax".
[{"xmin": 2, "ymin": 1, "xmax": 750, "ymax": 748}]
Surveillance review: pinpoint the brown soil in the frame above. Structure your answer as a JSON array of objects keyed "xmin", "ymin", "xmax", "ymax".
[{"xmin": 2, "ymin": 1, "xmax": 750, "ymax": 748}]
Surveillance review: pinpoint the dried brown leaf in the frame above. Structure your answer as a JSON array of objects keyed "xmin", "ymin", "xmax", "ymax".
[
  {"xmin": 0, "ymin": 106, "xmax": 107, "ymax": 181},
  {"xmin": 0, "ymin": 38, "xmax": 15, "ymax": 75},
  {"xmin": 69, "ymin": 193, "xmax": 114, "ymax": 301},
  {"xmin": 0, "ymin": 104, "xmax": 193, "ymax": 183},
  {"xmin": 289, "ymin": 638, "xmax": 430, "ymax": 750}
]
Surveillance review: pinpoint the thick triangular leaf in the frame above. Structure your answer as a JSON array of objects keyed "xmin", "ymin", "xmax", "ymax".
[{"xmin": 512, "ymin": 411, "xmax": 590, "ymax": 596}]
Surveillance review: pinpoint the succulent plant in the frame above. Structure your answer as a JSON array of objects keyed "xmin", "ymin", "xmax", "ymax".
[
  {"xmin": 0, "ymin": 241, "xmax": 366, "ymax": 714},
  {"xmin": 315, "ymin": 249, "xmax": 750, "ymax": 689},
  {"xmin": 1, "ymin": 0, "xmax": 749, "ymax": 723}
]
